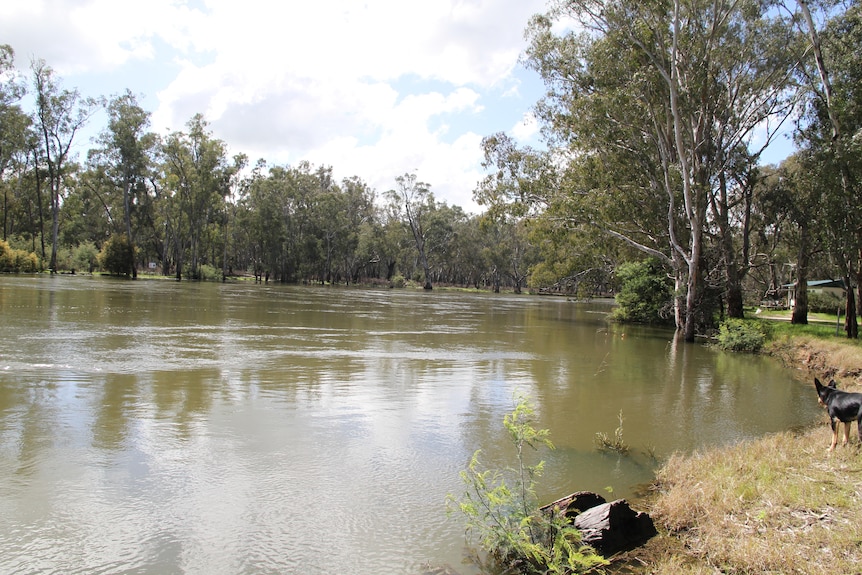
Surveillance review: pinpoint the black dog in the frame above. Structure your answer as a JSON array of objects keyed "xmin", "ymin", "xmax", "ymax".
[{"xmin": 814, "ymin": 377, "xmax": 862, "ymax": 451}]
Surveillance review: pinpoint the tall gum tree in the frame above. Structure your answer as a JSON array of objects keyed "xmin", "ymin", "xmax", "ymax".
[
  {"xmin": 387, "ymin": 173, "xmax": 435, "ymax": 290},
  {"xmin": 524, "ymin": 0, "xmax": 797, "ymax": 340},
  {"xmin": 789, "ymin": 0, "xmax": 862, "ymax": 338},
  {"xmin": 89, "ymin": 90, "xmax": 158, "ymax": 277},
  {"xmin": 31, "ymin": 59, "xmax": 99, "ymax": 273},
  {"xmin": 0, "ymin": 45, "xmax": 31, "ymax": 243}
]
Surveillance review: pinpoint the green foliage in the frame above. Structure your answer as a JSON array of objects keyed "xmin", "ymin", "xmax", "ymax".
[
  {"xmin": 612, "ymin": 259, "xmax": 673, "ymax": 325},
  {"xmin": 716, "ymin": 318, "xmax": 773, "ymax": 353},
  {"xmin": 449, "ymin": 395, "xmax": 605, "ymax": 574},
  {"xmin": 98, "ymin": 233, "xmax": 135, "ymax": 276},
  {"xmin": 808, "ymin": 290, "xmax": 844, "ymax": 314},
  {"xmin": 71, "ymin": 243, "xmax": 100, "ymax": 273},
  {"xmin": 390, "ymin": 273, "xmax": 406, "ymax": 288},
  {"xmin": 198, "ymin": 264, "xmax": 221, "ymax": 281},
  {"xmin": 0, "ymin": 239, "xmax": 40, "ymax": 272}
]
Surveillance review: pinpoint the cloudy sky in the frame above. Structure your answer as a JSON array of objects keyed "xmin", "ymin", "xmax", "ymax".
[{"xmin": 1, "ymin": 0, "xmax": 555, "ymax": 213}]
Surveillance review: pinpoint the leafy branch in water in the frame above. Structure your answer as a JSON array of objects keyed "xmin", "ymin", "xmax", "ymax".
[
  {"xmin": 594, "ymin": 410, "xmax": 630, "ymax": 455},
  {"xmin": 448, "ymin": 394, "xmax": 606, "ymax": 574}
]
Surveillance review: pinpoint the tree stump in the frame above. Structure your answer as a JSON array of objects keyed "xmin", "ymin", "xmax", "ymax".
[
  {"xmin": 541, "ymin": 492, "xmax": 656, "ymax": 555},
  {"xmin": 573, "ymin": 498, "xmax": 657, "ymax": 555}
]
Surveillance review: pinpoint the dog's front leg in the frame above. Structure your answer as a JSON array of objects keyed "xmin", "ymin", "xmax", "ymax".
[{"xmin": 829, "ymin": 419, "xmax": 839, "ymax": 452}]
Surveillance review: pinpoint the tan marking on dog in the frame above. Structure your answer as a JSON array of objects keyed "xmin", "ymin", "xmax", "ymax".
[{"xmin": 829, "ymin": 422, "xmax": 839, "ymax": 452}]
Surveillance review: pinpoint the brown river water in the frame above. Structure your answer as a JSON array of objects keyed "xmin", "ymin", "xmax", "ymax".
[{"xmin": 0, "ymin": 275, "xmax": 821, "ymax": 574}]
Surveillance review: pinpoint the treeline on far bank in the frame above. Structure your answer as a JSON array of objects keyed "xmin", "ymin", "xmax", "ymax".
[{"xmin": 3, "ymin": 0, "xmax": 862, "ymax": 344}]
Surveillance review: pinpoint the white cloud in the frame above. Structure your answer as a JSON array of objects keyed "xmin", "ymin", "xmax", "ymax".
[
  {"xmin": 511, "ymin": 111, "xmax": 539, "ymax": 144},
  {"xmin": 0, "ymin": 0, "xmax": 550, "ymax": 212}
]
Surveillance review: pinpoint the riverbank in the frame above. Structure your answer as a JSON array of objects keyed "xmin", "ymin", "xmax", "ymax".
[{"xmin": 615, "ymin": 335, "xmax": 862, "ymax": 574}]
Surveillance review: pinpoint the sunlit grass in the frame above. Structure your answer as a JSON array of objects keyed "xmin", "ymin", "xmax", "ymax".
[
  {"xmin": 609, "ymin": 315, "xmax": 862, "ymax": 575},
  {"xmin": 625, "ymin": 428, "xmax": 862, "ymax": 574}
]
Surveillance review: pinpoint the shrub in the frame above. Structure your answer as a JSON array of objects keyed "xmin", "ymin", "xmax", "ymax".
[
  {"xmin": 449, "ymin": 395, "xmax": 606, "ymax": 574},
  {"xmin": 390, "ymin": 273, "xmax": 406, "ymax": 288},
  {"xmin": 716, "ymin": 318, "xmax": 772, "ymax": 353},
  {"xmin": 0, "ymin": 240, "xmax": 40, "ymax": 272},
  {"xmin": 198, "ymin": 264, "xmax": 221, "ymax": 281},
  {"xmin": 611, "ymin": 258, "xmax": 673, "ymax": 325},
  {"xmin": 807, "ymin": 290, "xmax": 844, "ymax": 314},
  {"xmin": 99, "ymin": 234, "xmax": 135, "ymax": 276},
  {"xmin": 72, "ymin": 243, "xmax": 100, "ymax": 273}
]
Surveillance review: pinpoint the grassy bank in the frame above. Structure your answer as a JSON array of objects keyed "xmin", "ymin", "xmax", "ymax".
[{"xmin": 616, "ymin": 330, "xmax": 862, "ymax": 575}]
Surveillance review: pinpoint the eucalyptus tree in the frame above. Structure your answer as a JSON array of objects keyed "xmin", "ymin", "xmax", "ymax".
[
  {"xmin": 242, "ymin": 161, "xmax": 325, "ymax": 282},
  {"xmin": 336, "ymin": 175, "xmax": 378, "ymax": 283},
  {"xmin": 86, "ymin": 91, "xmax": 159, "ymax": 276},
  {"xmin": 790, "ymin": 0, "xmax": 862, "ymax": 337},
  {"xmin": 159, "ymin": 114, "xmax": 236, "ymax": 280},
  {"xmin": 475, "ymin": 133, "xmax": 619, "ymax": 295},
  {"xmin": 30, "ymin": 59, "xmax": 100, "ymax": 273},
  {"xmin": 59, "ymin": 168, "xmax": 112, "ymax": 250},
  {"xmin": 386, "ymin": 173, "xmax": 435, "ymax": 289},
  {"xmin": 756, "ymin": 155, "xmax": 825, "ymax": 323},
  {"xmin": 523, "ymin": 0, "xmax": 798, "ymax": 340},
  {"xmin": 0, "ymin": 45, "xmax": 31, "ymax": 242},
  {"xmin": 221, "ymin": 152, "xmax": 248, "ymax": 280},
  {"xmin": 422, "ymin": 201, "xmax": 468, "ymax": 286}
]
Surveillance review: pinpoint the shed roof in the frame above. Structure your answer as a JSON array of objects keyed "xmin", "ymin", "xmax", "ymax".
[{"xmin": 782, "ymin": 279, "xmax": 845, "ymax": 289}]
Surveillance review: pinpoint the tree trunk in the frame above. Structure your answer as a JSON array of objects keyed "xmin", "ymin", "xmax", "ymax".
[
  {"xmin": 726, "ymin": 279, "xmax": 744, "ymax": 320},
  {"xmin": 50, "ymin": 180, "xmax": 59, "ymax": 274},
  {"xmin": 683, "ymin": 236, "xmax": 702, "ymax": 342},
  {"xmin": 792, "ymin": 223, "xmax": 810, "ymax": 324},
  {"xmin": 844, "ymin": 275, "xmax": 857, "ymax": 339}
]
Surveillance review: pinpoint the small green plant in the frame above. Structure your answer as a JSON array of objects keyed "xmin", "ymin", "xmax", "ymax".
[
  {"xmin": 390, "ymin": 273, "xmax": 406, "ymax": 288},
  {"xmin": 449, "ymin": 395, "xmax": 605, "ymax": 574},
  {"xmin": 717, "ymin": 318, "xmax": 772, "ymax": 353},
  {"xmin": 595, "ymin": 410, "xmax": 630, "ymax": 455}
]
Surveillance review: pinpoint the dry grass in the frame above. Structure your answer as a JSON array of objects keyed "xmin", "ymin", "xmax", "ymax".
[
  {"xmin": 609, "ymin": 334, "xmax": 862, "ymax": 575},
  {"xmin": 616, "ymin": 425, "xmax": 862, "ymax": 575},
  {"xmin": 767, "ymin": 335, "xmax": 862, "ymax": 384}
]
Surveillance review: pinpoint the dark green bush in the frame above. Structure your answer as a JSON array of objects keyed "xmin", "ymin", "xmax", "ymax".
[
  {"xmin": 807, "ymin": 290, "xmax": 844, "ymax": 314},
  {"xmin": 98, "ymin": 234, "xmax": 135, "ymax": 276},
  {"xmin": 612, "ymin": 258, "xmax": 674, "ymax": 325}
]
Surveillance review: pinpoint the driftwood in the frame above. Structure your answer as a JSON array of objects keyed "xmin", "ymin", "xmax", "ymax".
[{"xmin": 541, "ymin": 491, "xmax": 657, "ymax": 555}]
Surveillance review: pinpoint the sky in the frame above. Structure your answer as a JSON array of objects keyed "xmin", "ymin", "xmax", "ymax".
[
  {"xmin": 0, "ymin": 0, "xmax": 553, "ymax": 214},
  {"xmin": 1, "ymin": 0, "xmax": 795, "ymax": 215}
]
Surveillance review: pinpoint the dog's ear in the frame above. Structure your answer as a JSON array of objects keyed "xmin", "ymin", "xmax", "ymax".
[
  {"xmin": 815, "ymin": 377, "xmax": 823, "ymax": 389},
  {"xmin": 829, "ymin": 380, "xmax": 838, "ymax": 389}
]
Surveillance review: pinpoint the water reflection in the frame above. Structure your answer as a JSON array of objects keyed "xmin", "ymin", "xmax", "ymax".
[{"xmin": 0, "ymin": 276, "xmax": 821, "ymax": 574}]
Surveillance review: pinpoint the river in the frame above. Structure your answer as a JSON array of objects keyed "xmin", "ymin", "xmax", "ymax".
[{"xmin": 0, "ymin": 275, "xmax": 820, "ymax": 574}]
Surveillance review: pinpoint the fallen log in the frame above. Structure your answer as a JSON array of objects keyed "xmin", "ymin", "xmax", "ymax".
[
  {"xmin": 541, "ymin": 492, "xmax": 657, "ymax": 555},
  {"xmin": 540, "ymin": 490, "xmax": 607, "ymax": 518}
]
